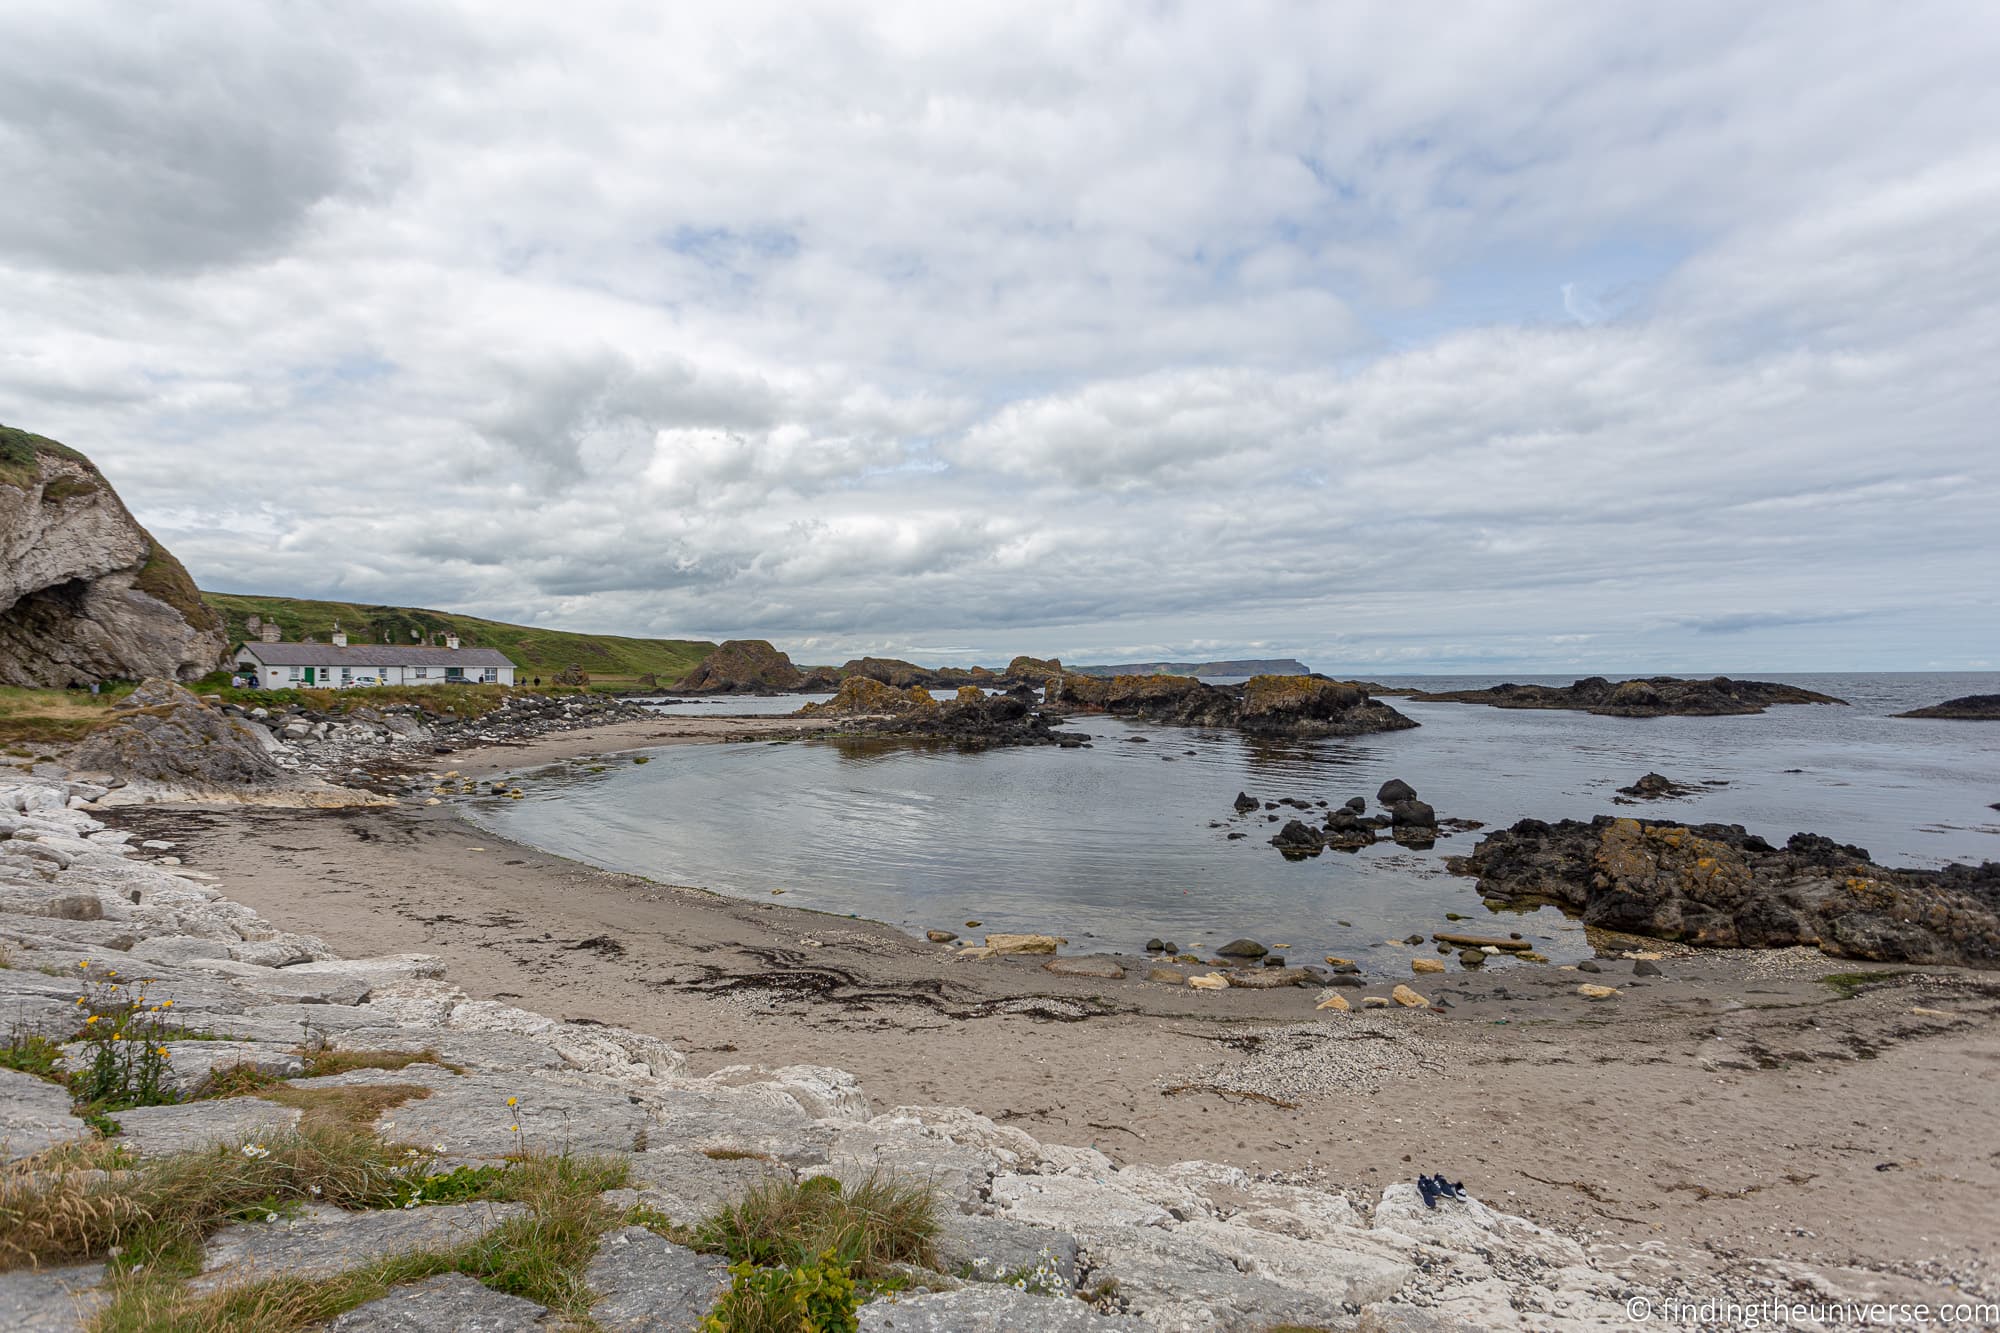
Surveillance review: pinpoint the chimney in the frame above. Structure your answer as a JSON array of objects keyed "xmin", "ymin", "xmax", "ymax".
[
  {"xmin": 331, "ymin": 623, "xmax": 348, "ymax": 648},
  {"xmin": 445, "ymin": 633, "xmax": 461, "ymax": 650},
  {"xmin": 259, "ymin": 622, "xmax": 282, "ymax": 643}
]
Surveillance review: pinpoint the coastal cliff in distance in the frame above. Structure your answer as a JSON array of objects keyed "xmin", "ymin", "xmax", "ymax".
[
  {"xmin": 1068, "ymin": 657, "xmax": 1310, "ymax": 678},
  {"xmin": 0, "ymin": 424, "xmax": 227, "ymax": 687}
]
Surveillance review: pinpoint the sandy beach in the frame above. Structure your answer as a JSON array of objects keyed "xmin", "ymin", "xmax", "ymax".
[{"xmin": 106, "ymin": 715, "xmax": 2000, "ymax": 1308}]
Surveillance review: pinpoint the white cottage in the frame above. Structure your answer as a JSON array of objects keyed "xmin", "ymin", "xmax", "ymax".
[{"xmin": 233, "ymin": 631, "xmax": 517, "ymax": 690}]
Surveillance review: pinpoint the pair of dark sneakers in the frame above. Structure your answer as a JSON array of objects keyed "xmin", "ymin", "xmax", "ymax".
[{"xmin": 1416, "ymin": 1174, "xmax": 1468, "ymax": 1209}]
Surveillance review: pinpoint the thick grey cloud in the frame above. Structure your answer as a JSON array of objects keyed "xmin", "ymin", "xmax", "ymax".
[{"xmin": 2, "ymin": 2, "xmax": 1997, "ymax": 671}]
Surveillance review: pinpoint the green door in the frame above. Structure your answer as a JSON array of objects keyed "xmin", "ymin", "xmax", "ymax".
[{"xmin": 304, "ymin": 667, "xmax": 315, "ymax": 685}]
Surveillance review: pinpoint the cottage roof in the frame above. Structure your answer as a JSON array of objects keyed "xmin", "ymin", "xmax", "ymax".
[{"xmin": 237, "ymin": 643, "xmax": 516, "ymax": 668}]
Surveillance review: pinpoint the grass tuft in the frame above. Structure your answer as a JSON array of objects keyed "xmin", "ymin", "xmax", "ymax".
[{"xmin": 695, "ymin": 1172, "xmax": 939, "ymax": 1281}]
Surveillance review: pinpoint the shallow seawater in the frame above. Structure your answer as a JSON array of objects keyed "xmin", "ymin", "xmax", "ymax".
[{"xmin": 463, "ymin": 672, "xmax": 2000, "ymax": 966}]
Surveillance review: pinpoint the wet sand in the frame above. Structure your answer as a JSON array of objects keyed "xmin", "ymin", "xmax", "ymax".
[{"xmin": 106, "ymin": 715, "xmax": 2000, "ymax": 1305}]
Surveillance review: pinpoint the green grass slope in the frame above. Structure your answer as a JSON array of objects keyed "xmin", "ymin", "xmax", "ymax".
[{"xmin": 202, "ymin": 591, "xmax": 714, "ymax": 685}]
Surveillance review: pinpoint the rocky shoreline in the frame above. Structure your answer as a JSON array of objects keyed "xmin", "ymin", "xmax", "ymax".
[
  {"xmin": 2, "ymin": 769, "xmax": 1703, "ymax": 1331},
  {"xmin": 8, "ymin": 706, "xmax": 2000, "ymax": 1328}
]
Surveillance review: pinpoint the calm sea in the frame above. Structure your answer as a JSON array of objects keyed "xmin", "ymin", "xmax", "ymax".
[{"xmin": 463, "ymin": 673, "xmax": 2000, "ymax": 966}]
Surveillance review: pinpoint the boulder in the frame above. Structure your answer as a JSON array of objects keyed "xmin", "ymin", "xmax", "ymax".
[
  {"xmin": 1390, "ymin": 799, "xmax": 1436, "ymax": 828},
  {"xmin": 1271, "ymin": 819, "xmax": 1324, "ymax": 853},
  {"xmin": 1043, "ymin": 956, "xmax": 1125, "ymax": 979},
  {"xmin": 71, "ymin": 680, "xmax": 293, "ymax": 791},
  {"xmin": 0, "ymin": 425, "xmax": 227, "ymax": 687},
  {"xmin": 984, "ymin": 933, "xmax": 1063, "ymax": 955},
  {"xmin": 1377, "ymin": 778, "xmax": 1416, "ymax": 805}
]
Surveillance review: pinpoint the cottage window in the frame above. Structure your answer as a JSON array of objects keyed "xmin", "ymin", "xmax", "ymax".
[
  {"xmin": 288, "ymin": 667, "xmax": 302, "ymax": 682},
  {"xmin": 414, "ymin": 667, "xmax": 428, "ymax": 679},
  {"xmin": 481, "ymin": 668, "xmax": 497, "ymax": 682}
]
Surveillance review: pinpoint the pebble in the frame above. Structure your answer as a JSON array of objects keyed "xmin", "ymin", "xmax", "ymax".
[
  {"xmin": 1391, "ymin": 985, "xmax": 1429, "ymax": 1008},
  {"xmin": 1578, "ymin": 984, "xmax": 1620, "ymax": 1000},
  {"xmin": 1315, "ymin": 992, "xmax": 1351, "ymax": 1012},
  {"xmin": 1410, "ymin": 958, "xmax": 1445, "ymax": 975}
]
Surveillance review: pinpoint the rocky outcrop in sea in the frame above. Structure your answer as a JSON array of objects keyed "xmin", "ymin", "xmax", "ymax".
[
  {"xmin": 1896, "ymin": 693, "xmax": 2000, "ymax": 720},
  {"xmin": 0, "ymin": 425, "xmax": 227, "ymax": 688},
  {"xmin": 0, "ymin": 771, "xmax": 1680, "ymax": 1329},
  {"xmin": 1450, "ymin": 815, "xmax": 2000, "ymax": 967},
  {"xmin": 677, "ymin": 643, "xmax": 1068, "ymax": 695},
  {"xmin": 800, "ymin": 679, "xmax": 1090, "ymax": 748},
  {"xmin": 1404, "ymin": 675, "xmax": 1846, "ymax": 716},
  {"xmin": 1053, "ymin": 673, "xmax": 1418, "ymax": 740}
]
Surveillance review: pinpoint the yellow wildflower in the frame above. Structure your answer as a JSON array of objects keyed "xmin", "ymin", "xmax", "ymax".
[
  {"xmin": 506, "ymin": 1096, "xmax": 518, "ymax": 1107},
  {"xmin": 162, "ymin": 1000, "xmax": 174, "ymax": 1008},
  {"xmin": 85, "ymin": 1015, "xmax": 100, "ymax": 1025}
]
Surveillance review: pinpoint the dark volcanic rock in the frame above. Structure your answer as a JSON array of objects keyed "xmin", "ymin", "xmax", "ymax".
[
  {"xmin": 1409, "ymin": 676, "xmax": 1847, "ymax": 717},
  {"xmin": 1617, "ymin": 772, "xmax": 1698, "ymax": 800},
  {"xmin": 1377, "ymin": 778, "xmax": 1416, "ymax": 805},
  {"xmin": 1051, "ymin": 672, "xmax": 1416, "ymax": 740},
  {"xmin": 1390, "ymin": 799, "xmax": 1436, "ymax": 828},
  {"xmin": 1271, "ymin": 819, "xmax": 1324, "ymax": 854},
  {"xmin": 1897, "ymin": 694, "xmax": 2000, "ymax": 720},
  {"xmin": 1234, "ymin": 791, "xmax": 1260, "ymax": 813},
  {"xmin": 1216, "ymin": 938, "xmax": 1269, "ymax": 959},
  {"xmin": 1450, "ymin": 815, "xmax": 2000, "ymax": 967}
]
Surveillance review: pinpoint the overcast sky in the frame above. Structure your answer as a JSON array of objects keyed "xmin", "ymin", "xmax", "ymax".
[{"xmin": 5, "ymin": 2, "xmax": 1997, "ymax": 672}]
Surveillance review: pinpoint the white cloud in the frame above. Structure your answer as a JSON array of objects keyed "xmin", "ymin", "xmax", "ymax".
[{"xmin": 1, "ymin": 1, "xmax": 1997, "ymax": 670}]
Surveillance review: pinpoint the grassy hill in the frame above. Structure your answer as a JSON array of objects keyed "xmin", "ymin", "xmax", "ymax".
[{"xmin": 202, "ymin": 591, "xmax": 714, "ymax": 687}]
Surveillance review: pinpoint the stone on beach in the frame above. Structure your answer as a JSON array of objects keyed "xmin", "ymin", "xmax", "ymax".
[
  {"xmin": 1391, "ymin": 984, "xmax": 1430, "ymax": 1008},
  {"xmin": 1578, "ymin": 983, "xmax": 1621, "ymax": 999},
  {"xmin": 983, "ymin": 933, "xmax": 1063, "ymax": 954},
  {"xmin": 1216, "ymin": 938, "xmax": 1268, "ymax": 958},
  {"xmin": 1188, "ymin": 972, "xmax": 1229, "ymax": 990},
  {"xmin": 1043, "ymin": 956, "xmax": 1126, "ymax": 979},
  {"xmin": 1410, "ymin": 957, "xmax": 1445, "ymax": 974}
]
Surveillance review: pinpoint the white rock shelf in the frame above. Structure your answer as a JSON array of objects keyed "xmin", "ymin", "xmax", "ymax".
[{"xmin": 0, "ymin": 774, "xmax": 1669, "ymax": 1330}]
